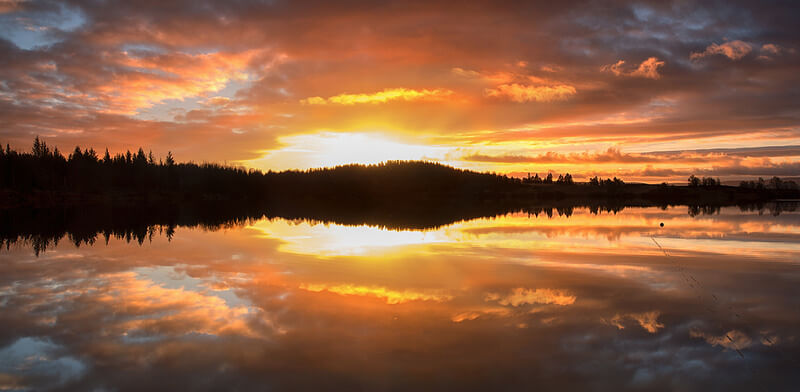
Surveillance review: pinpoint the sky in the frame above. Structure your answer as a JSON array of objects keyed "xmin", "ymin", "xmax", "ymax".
[{"xmin": 0, "ymin": 0, "xmax": 799, "ymax": 181}]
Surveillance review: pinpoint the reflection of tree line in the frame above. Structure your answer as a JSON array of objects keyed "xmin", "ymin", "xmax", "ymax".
[
  {"xmin": 734, "ymin": 201, "xmax": 798, "ymax": 216},
  {"xmin": 0, "ymin": 202, "xmax": 269, "ymax": 256},
  {"xmin": 2, "ymin": 201, "xmax": 795, "ymax": 255}
]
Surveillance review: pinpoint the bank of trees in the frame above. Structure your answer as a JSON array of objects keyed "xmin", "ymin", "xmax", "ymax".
[
  {"xmin": 739, "ymin": 177, "xmax": 798, "ymax": 191},
  {"xmin": 523, "ymin": 173, "xmax": 575, "ymax": 185},
  {"xmin": 587, "ymin": 176, "xmax": 624, "ymax": 186},
  {"xmin": 0, "ymin": 137, "xmax": 268, "ymax": 198},
  {"xmin": 688, "ymin": 175, "xmax": 720, "ymax": 187},
  {"xmin": 1, "ymin": 138, "xmax": 523, "ymax": 202}
]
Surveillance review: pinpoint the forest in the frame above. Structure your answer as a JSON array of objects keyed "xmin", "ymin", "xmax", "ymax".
[{"xmin": 1, "ymin": 137, "xmax": 798, "ymax": 210}]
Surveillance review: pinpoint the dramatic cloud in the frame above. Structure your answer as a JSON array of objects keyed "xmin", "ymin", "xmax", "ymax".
[
  {"xmin": 485, "ymin": 83, "xmax": 577, "ymax": 102},
  {"xmin": 100, "ymin": 49, "xmax": 261, "ymax": 114},
  {"xmin": 300, "ymin": 88, "xmax": 454, "ymax": 105},
  {"xmin": 0, "ymin": 0, "xmax": 798, "ymax": 179},
  {"xmin": 690, "ymin": 40, "xmax": 753, "ymax": 61},
  {"xmin": 602, "ymin": 57, "xmax": 665, "ymax": 79}
]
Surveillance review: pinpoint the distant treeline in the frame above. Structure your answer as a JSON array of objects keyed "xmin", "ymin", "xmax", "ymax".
[
  {"xmin": 738, "ymin": 176, "xmax": 798, "ymax": 191},
  {"xmin": 521, "ymin": 173, "xmax": 625, "ymax": 186}
]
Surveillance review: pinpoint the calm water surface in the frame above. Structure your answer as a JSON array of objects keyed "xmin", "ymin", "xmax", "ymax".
[{"xmin": 1, "ymin": 206, "xmax": 799, "ymax": 390}]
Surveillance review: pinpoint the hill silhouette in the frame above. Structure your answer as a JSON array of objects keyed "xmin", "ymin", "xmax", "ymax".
[{"xmin": 1, "ymin": 137, "xmax": 797, "ymax": 211}]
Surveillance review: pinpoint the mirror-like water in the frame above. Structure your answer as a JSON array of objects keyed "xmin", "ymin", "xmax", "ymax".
[{"xmin": 1, "ymin": 206, "xmax": 799, "ymax": 390}]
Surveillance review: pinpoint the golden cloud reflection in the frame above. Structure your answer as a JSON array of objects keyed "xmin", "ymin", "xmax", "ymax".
[
  {"xmin": 1, "ymin": 206, "xmax": 799, "ymax": 389},
  {"xmin": 85, "ymin": 271, "xmax": 270, "ymax": 340},
  {"xmin": 486, "ymin": 288, "xmax": 577, "ymax": 306},
  {"xmin": 605, "ymin": 311, "xmax": 665, "ymax": 333},
  {"xmin": 299, "ymin": 283, "xmax": 452, "ymax": 304}
]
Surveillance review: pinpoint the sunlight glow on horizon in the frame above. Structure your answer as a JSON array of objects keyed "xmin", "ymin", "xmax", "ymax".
[{"xmin": 240, "ymin": 131, "xmax": 451, "ymax": 171}]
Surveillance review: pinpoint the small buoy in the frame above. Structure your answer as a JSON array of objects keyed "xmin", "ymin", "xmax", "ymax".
[{"xmin": 660, "ymin": 222, "xmax": 664, "ymax": 227}]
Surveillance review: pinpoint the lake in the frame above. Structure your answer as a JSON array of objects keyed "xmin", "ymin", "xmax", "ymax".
[{"xmin": 1, "ymin": 205, "xmax": 798, "ymax": 390}]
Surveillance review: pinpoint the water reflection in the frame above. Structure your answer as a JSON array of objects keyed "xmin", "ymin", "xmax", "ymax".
[{"xmin": 1, "ymin": 205, "xmax": 799, "ymax": 390}]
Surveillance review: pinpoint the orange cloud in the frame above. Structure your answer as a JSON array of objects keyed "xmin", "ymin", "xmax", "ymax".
[
  {"xmin": 452, "ymin": 67, "xmax": 576, "ymax": 102},
  {"xmin": 0, "ymin": 0, "xmax": 24, "ymax": 13},
  {"xmin": 300, "ymin": 88, "xmax": 454, "ymax": 105},
  {"xmin": 92, "ymin": 49, "xmax": 263, "ymax": 114},
  {"xmin": 602, "ymin": 57, "xmax": 664, "ymax": 79},
  {"xmin": 690, "ymin": 328, "xmax": 753, "ymax": 350},
  {"xmin": 602, "ymin": 60, "xmax": 626, "ymax": 76},
  {"xmin": 485, "ymin": 83, "xmax": 576, "ymax": 103},
  {"xmin": 630, "ymin": 57, "xmax": 665, "ymax": 79},
  {"xmin": 761, "ymin": 43, "xmax": 781, "ymax": 55},
  {"xmin": 690, "ymin": 40, "xmax": 752, "ymax": 61}
]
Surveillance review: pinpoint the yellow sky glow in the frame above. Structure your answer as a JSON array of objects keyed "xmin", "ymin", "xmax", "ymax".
[{"xmin": 241, "ymin": 132, "xmax": 449, "ymax": 171}]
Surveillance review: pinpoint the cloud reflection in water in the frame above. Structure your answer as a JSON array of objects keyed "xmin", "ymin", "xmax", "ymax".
[{"xmin": 0, "ymin": 206, "xmax": 798, "ymax": 390}]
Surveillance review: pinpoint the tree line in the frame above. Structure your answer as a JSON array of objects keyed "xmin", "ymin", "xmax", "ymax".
[
  {"xmin": 522, "ymin": 172, "xmax": 576, "ymax": 185},
  {"xmin": 1, "ymin": 138, "xmax": 524, "ymax": 203},
  {"xmin": 1, "ymin": 137, "xmax": 269, "ymax": 198},
  {"xmin": 687, "ymin": 174, "xmax": 797, "ymax": 190},
  {"xmin": 2, "ymin": 138, "xmax": 797, "ymax": 206},
  {"xmin": 739, "ymin": 176, "xmax": 798, "ymax": 191}
]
